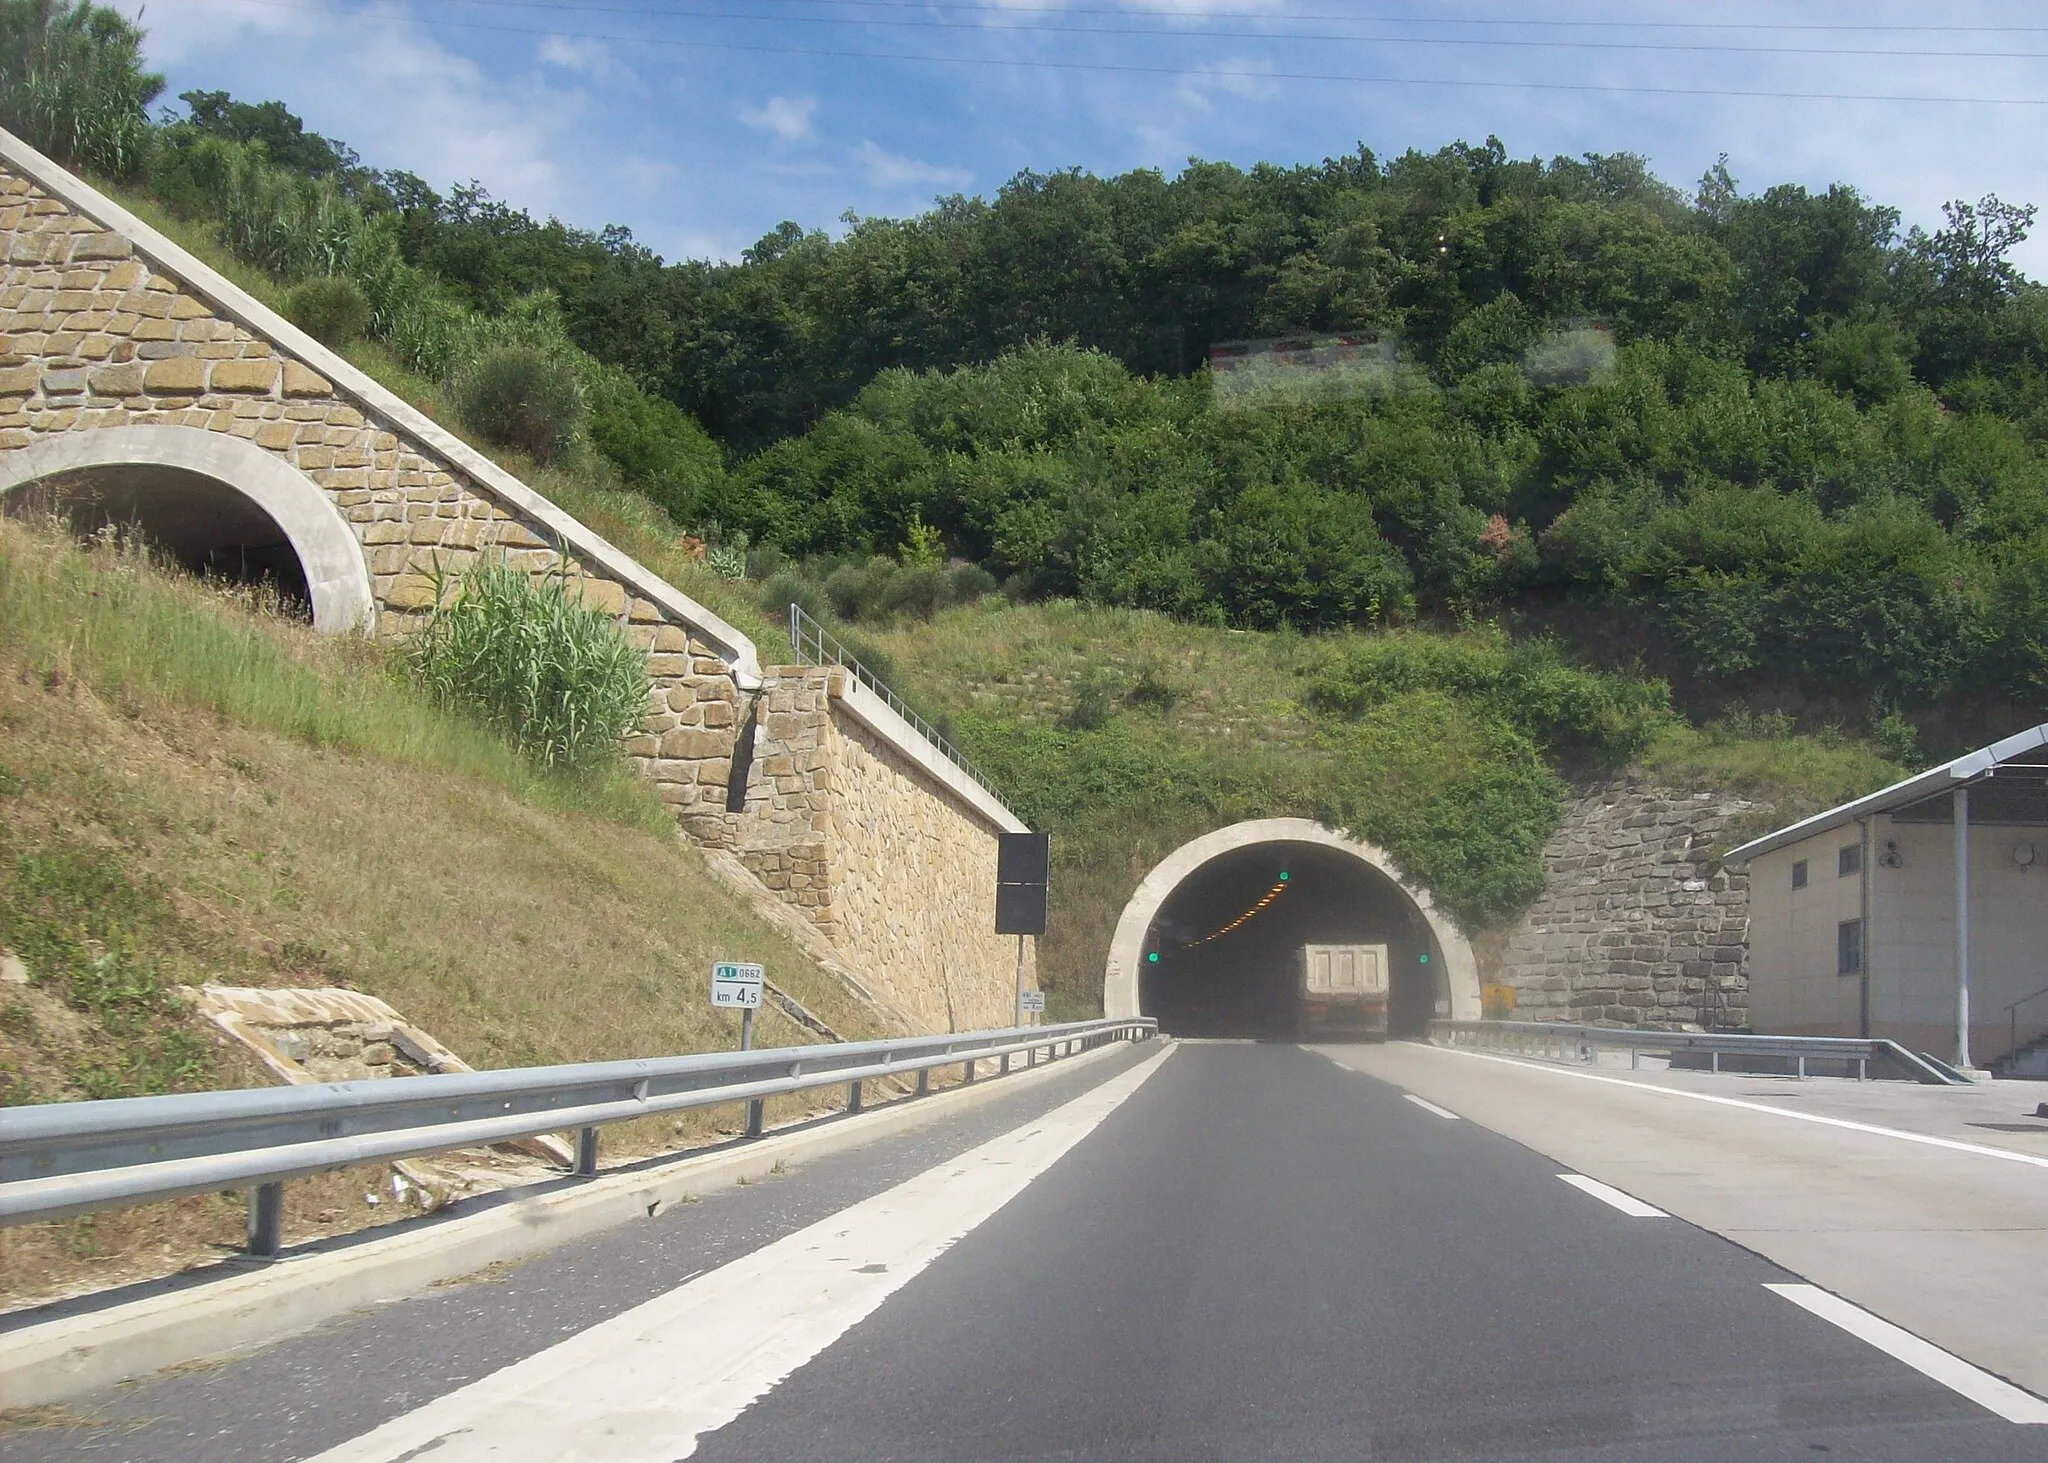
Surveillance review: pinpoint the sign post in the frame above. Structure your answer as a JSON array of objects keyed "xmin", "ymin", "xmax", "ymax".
[
  {"xmin": 712, "ymin": 961, "xmax": 765, "ymax": 1138},
  {"xmin": 996, "ymin": 831, "xmax": 1051, "ymax": 1027}
]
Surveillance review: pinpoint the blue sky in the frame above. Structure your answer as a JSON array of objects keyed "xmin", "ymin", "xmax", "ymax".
[{"xmin": 125, "ymin": 1, "xmax": 2048, "ymax": 273}]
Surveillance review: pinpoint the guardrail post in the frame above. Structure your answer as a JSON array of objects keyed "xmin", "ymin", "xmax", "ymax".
[
  {"xmin": 916, "ymin": 1067, "xmax": 930, "ymax": 1097},
  {"xmin": 848, "ymin": 1079, "xmax": 865, "ymax": 1114},
  {"xmin": 1629, "ymin": 1044, "xmax": 1639, "ymax": 1071},
  {"xmin": 246, "ymin": 1182, "xmax": 284, "ymax": 1258},
  {"xmin": 1796, "ymin": 1054, "xmax": 1807, "ymax": 1081},
  {"xmin": 1000, "ymin": 1051, "xmax": 1011, "ymax": 1075},
  {"xmin": 576, "ymin": 1126, "xmax": 599, "ymax": 1176},
  {"xmin": 1857, "ymin": 1055, "xmax": 1868, "ymax": 1081},
  {"xmin": 746, "ymin": 1096, "xmax": 764, "ymax": 1139},
  {"xmin": 1710, "ymin": 1050, "xmax": 1720, "ymax": 1075},
  {"xmin": 962, "ymin": 1057, "xmax": 976, "ymax": 1084}
]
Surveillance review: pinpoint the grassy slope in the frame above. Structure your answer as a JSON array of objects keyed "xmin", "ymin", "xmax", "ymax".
[
  {"xmin": 0, "ymin": 523, "xmax": 884, "ymax": 1305},
  {"xmin": 853, "ymin": 597, "xmax": 1907, "ymax": 1013}
]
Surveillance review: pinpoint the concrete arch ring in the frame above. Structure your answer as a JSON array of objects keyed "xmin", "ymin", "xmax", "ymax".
[
  {"xmin": 0, "ymin": 424, "xmax": 377, "ymax": 634},
  {"xmin": 1103, "ymin": 817, "xmax": 1481, "ymax": 1023}
]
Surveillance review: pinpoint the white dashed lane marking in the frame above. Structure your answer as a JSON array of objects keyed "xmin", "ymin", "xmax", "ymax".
[
  {"xmin": 1766, "ymin": 1283, "xmax": 2048, "ymax": 1425},
  {"xmin": 1557, "ymin": 1172, "xmax": 1668, "ymax": 1217}
]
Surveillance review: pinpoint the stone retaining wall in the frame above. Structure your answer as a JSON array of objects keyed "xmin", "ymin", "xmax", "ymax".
[
  {"xmin": 0, "ymin": 131, "xmax": 1036, "ymax": 1038},
  {"xmin": 713, "ymin": 666, "xmax": 1030, "ymax": 1032},
  {"xmin": 1495, "ymin": 780, "xmax": 1759, "ymax": 1029}
]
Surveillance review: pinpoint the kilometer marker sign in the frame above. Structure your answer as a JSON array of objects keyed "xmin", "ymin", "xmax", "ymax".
[{"xmin": 711, "ymin": 961, "xmax": 764, "ymax": 1009}]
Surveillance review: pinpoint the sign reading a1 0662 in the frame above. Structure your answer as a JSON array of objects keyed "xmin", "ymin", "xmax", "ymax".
[
  {"xmin": 711, "ymin": 961, "xmax": 764, "ymax": 1008},
  {"xmin": 1019, "ymin": 990, "xmax": 1046, "ymax": 1013}
]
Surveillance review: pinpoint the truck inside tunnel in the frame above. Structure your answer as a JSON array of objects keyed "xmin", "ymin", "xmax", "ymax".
[
  {"xmin": 1137, "ymin": 840, "xmax": 1443, "ymax": 1040},
  {"xmin": 4, "ymin": 466, "xmax": 313, "ymax": 615}
]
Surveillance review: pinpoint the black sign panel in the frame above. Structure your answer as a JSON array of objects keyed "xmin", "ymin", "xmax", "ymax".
[
  {"xmin": 997, "ymin": 831, "xmax": 1051, "ymax": 888},
  {"xmin": 995, "ymin": 881, "xmax": 1049, "ymax": 936}
]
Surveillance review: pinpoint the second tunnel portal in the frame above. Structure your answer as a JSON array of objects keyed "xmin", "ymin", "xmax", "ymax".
[{"xmin": 1102, "ymin": 818, "xmax": 1480, "ymax": 1038}]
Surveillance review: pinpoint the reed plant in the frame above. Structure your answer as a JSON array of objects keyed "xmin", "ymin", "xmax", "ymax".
[{"xmin": 407, "ymin": 559, "xmax": 650, "ymax": 773}]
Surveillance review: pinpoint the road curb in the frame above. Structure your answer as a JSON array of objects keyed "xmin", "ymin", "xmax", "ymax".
[{"xmin": 2, "ymin": 1037, "xmax": 1153, "ymax": 1409}]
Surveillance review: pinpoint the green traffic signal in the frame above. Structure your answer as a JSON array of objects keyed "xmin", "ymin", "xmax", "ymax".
[{"xmin": 1147, "ymin": 951, "xmax": 1159, "ymax": 964}]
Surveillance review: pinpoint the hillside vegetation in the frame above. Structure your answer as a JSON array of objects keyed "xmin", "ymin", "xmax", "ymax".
[
  {"xmin": 843, "ymin": 598, "xmax": 1904, "ymax": 1011},
  {"xmin": 0, "ymin": 3, "xmax": 2024, "ymax": 1020},
  {"xmin": 10, "ymin": 1, "xmax": 2046, "ymax": 734}
]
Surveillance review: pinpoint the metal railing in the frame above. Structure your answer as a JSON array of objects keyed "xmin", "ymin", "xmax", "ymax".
[
  {"xmin": 787, "ymin": 602, "xmax": 1003, "ymax": 802},
  {"xmin": 0, "ymin": 1017, "xmax": 1155, "ymax": 1253},
  {"xmin": 1428, "ymin": 1019, "xmax": 1968, "ymax": 1085},
  {"xmin": 2004, "ymin": 984, "xmax": 2048, "ymax": 1066}
]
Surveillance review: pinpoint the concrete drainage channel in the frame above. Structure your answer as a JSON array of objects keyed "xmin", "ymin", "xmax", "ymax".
[{"xmin": 1, "ymin": 1023, "xmax": 1157, "ymax": 1408}]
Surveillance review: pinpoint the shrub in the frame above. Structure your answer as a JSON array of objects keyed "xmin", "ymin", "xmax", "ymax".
[
  {"xmin": 882, "ymin": 562, "xmax": 949, "ymax": 620},
  {"xmin": 284, "ymin": 273, "xmax": 371, "ymax": 346},
  {"xmin": 408, "ymin": 561, "xmax": 649, "ymax": 771},
  {"xmin": 759, "ymin": 569, "xmax": 832, "ymax": 632},
  {"xmin": 449, "ymin": 345, "xmax": 586, "ymax": 463},
  {"xmin": 584, "ymin": 364, "xmax": 726, "ymax": 520},
  {"xmin": 947, "ymin": 562, "xmax": 999, "ymax": 603},
  {"xmin": 1318, "ymin": 691, "xmax": 1563, "ymax": 927},
  {"xmin": 823, "ymin": 558, "xmax": 890, "ymax": 621},
  {"xmin": 1308, "ymin": 630, "xmax": 1669, "ymax": 771}
]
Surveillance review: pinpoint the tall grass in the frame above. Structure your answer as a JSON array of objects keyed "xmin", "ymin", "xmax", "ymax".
[
  {"xmin": 407, "ymin": 560, "xmax": 651, "ymax": 772},
  {"xmin": 0, "ymin": 521, "xmax": 668, "ymax": 831},
  {"xmin": 0, "ymin": 0, "xmax": 161, "ymax": 179}
]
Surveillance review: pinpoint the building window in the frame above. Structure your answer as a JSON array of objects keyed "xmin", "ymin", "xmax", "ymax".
[
  {"xmin": 1838, "ymin": 918, "xmax": 1863, "ymax": 976},
  {"xmin": 1839, "ymin": 843, "xmax": 1863, "ymax": 877},
  {"xmin": 1791, "ymin": 859, "xmax": 1809, "ymax": 889}
]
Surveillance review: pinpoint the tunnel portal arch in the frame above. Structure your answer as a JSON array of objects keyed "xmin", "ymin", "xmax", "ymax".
[
  {"xmin": 1103, "ymin": 818, "xmax": 1480, "ymax": 1028},
  {"xmin": 0, "ymin": 425, "xmax": 376, "ymax": 633}
]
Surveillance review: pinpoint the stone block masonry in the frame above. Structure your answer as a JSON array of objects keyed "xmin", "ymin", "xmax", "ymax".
[
  {"xmin": 704, "ymin": 667, "xmax": 1031, "ymax": 1033},
  {"xmin": 1495, "ymin": 779, "xmax": 1759, "ymax": 1029},
  {"xmin": 0, "ymin": 155, "xmax": 770, "ymax": 837},
  {"xmin": 0, "ymin": 127, "xmax": 1036, "ymax": 1036}
]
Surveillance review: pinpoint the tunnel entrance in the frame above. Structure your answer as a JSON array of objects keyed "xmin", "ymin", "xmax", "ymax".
[
  {"xmin": 0, "ymin": 426, "xmax": 377, "ymax": 633},
  {"xmin": 4, "ymin": 466, "xmax": 314, "ymax": 615},
  {"xmin": 1138, "ymin": 840, "xmax": 1442, "ymax": 1039},
  {"xmin": 1103, "ymin": 818, "xmax": 1481, "ymax": 1036}
]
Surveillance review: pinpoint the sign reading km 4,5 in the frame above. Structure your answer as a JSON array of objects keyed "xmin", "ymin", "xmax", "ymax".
[{"xmin": 711, "ymin": 961, "xmax": 764, "ymax": 1009}]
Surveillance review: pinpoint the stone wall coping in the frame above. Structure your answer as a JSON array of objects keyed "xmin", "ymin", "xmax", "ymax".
[
  {"xmin": 0, "ymin": 125, "xmax": 765, "ymax": 690},
  {"xmin": 826, "ymin": 670, "xmax": 1029, "ymax": 834}
]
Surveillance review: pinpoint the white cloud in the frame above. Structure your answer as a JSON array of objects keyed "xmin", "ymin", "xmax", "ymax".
[
  {"xmin": 739, "ymin": 95, "xmax": 818, "ymax": 142},
  {"xmin": 127, "ymin": 0, "xmax": 584, "ymax": 213},
  {"xmin": 854, "ymin": 141, "xmax": 972, "ymax": 191},
  {"xmin": 537, "ymin": 36, "xmax": 610, "ymax": 75}
]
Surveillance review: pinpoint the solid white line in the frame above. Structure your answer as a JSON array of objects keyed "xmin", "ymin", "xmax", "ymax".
[
  {"xmin": 304, "ymin": 1043, "xmax": 1178, "ymax": 1463},
  {"xmin": 1402, "ymin": 1093, "xmax": 1462, "ymax": 1120},
  {"xmin": 1557, "ymin": 1172, "xmax": 1669, "ymax": 1217},
  {"xmin": 1765, "ymin": 1283, "xmax": 2048, "ymax": 1424},
  {"xmin": 1429, "ymin": 1044, "xmax": 2048, "ymax": 1171}
]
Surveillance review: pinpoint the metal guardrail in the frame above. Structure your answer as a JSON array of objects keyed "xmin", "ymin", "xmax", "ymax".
[
  {"xmin": 1428, "ymin": 1019, "xmax": 1968, "ymax": 1085},
  {"xmin": 787, "ymin": 602, "xmax": 1003, "ymax": 802},
  {"xmin": 0, "ymin": 1017, "xmax": 1156, "ymax": 1252}
]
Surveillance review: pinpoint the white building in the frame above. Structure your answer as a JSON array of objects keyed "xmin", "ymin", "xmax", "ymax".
[{"xmin": 1725, "ymin": 724, "xmax": 2048, "ymax": 1075}]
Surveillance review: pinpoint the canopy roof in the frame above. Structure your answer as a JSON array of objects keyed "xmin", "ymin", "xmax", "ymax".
[{"xmin": 1723, "ymin": 723, "xmax": 2048, "ymax": 868}]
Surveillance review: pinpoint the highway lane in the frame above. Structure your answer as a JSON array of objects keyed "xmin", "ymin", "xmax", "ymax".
[
  {"xmin": 0, "ymin": 1045, "xmax": 1159, "ymax": 1463},
  {"xmin": 9, "ymin": 1039, "xmax": 2045, "ymax": 1460},
  {"xmin": 689, "ymin": 1041, "xmax": 2040, "ymax": 1462}
]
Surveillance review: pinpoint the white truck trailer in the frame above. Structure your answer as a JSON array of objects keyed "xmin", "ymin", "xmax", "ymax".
[{"xmin": 1298, "ymin": 943, "xmax": 1390, "ymax": 1039}]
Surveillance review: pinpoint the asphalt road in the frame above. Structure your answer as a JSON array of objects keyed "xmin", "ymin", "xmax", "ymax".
[{"xmin": 11, "ymin": 1040, "xmax": 2046, "ymax": 1461}]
